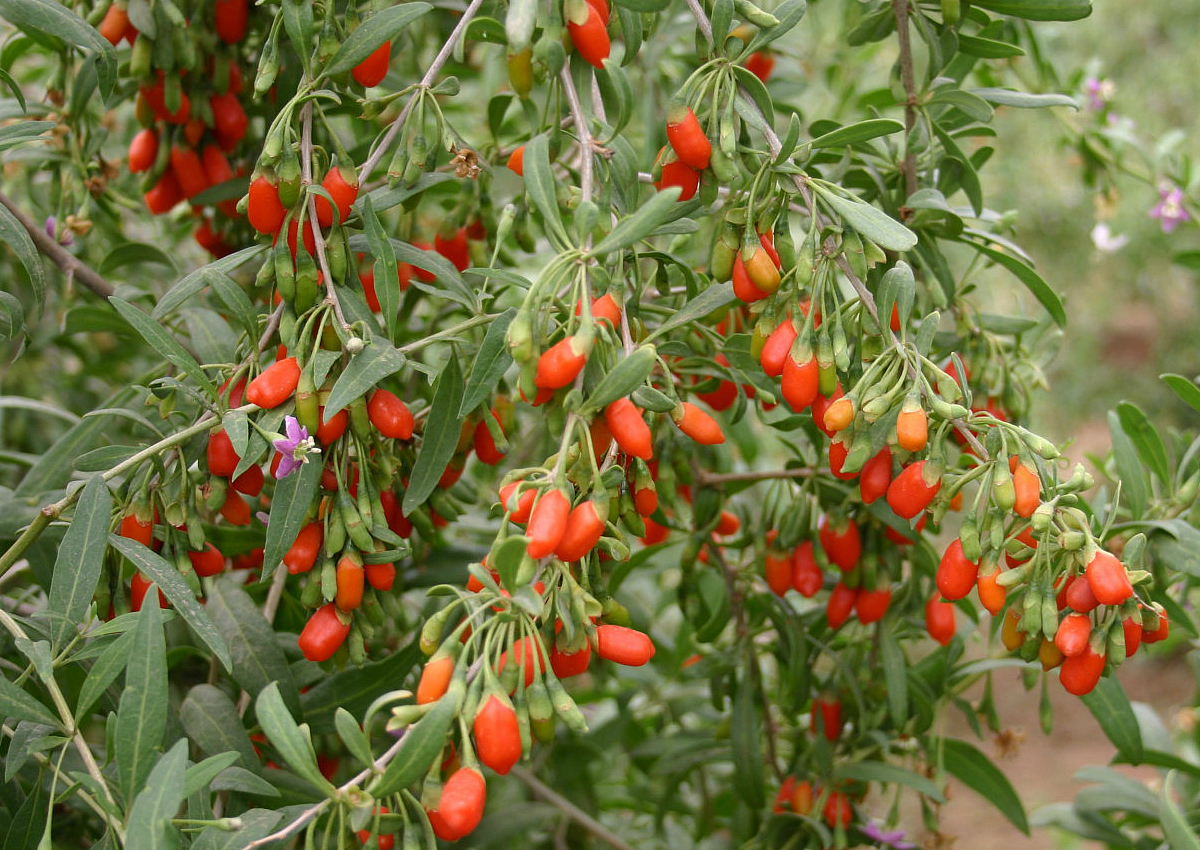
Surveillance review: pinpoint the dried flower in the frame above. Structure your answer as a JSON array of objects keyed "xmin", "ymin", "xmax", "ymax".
[{"xmin": 1090, "ymin": 222, "xmax": 1129, "ymax": 253}]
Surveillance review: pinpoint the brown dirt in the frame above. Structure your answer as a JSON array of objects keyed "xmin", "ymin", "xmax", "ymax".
[{"xmin": 922, "ymin": 651, "xmax": 1194, "ymax": 850}]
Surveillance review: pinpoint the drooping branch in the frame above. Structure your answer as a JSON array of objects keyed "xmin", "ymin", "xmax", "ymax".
[{"xmin": 0, "ymin": 189, "xmax": 114, "ymax": 299}]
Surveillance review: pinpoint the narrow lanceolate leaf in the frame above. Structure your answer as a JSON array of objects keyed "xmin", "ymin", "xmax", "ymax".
[
  {"xmin": 959, "ymin": 239, "xmax": 1067, "ymax": 328},
  {"xmin": 110, "ymin": 297, "xmax": 217, "ymax": 398},
  {"xmin": 1162, "ymin": 373, "xmax": 1200, "ymax": 414},
  {"xmin": 939, "ymin": 737, "xmax": 1029, "ymax": 834},
  {"xmin": 806, "ymin": 118, "xmax": 904, "ymax": 151},
  {"xmin": 152, "ymin": 247, "xmax": 265, "ymax": 319},
  {"xmin": 879, "ymin": 628, "xmax": 909, "ymax": 729},
  {"xmin": 181, "ymin": 684, "xmax": 261, "ymax": 772},
  {"xmin": 459, "ymin": 308, "xmax": 516, "ymax": 416},
  {"xmin": 324, "ymin": 339, "xmax": 406, "ymax": 418},
  {"xmin": 812, "ymin": 184, "xmax": 918, "ymax": 252},
  {"xmin": 255, "ymin": 682, "xmax": 334, "ymax": 794},
  {"xmin": 646, "ymin": 282, "xmax": 736, "ymax": 342},
  {"xmin": 335, "ymin": 707, "xmax": 375, "ymax": 767},
  {"xmin": 403, "ymin": 355, "xmax": 464, "ymax": 516},
  {"xmin": 969, "ymin": 88, "xmax": 1078, "ymax": 110},
  {"xmin": 832, "ymin": 760, "xmax": 944, "ymax": 801},
  {"xmin": 124, "ymin": 739, "xmax": 188, "ymax": 850},
  {"xmin": 0, "ymin": 0, "xmax": 117, "ymax": 98},
  {"xmin": 1081, "ymin": 674, "xmax": 1143, "ymax": 765},
  {"xmin": 0, "ymin": 673, "xmax": 59, "ymax": 729},
  {"xmin": 1161, "ymin": 772, "xmax": 1200, "ymax": 850},
  {"xmin": 206, "ymin": 580, "xmax": 300, "ymax": 714},
  {"xmin": 191, "ymin": 809, "xmax": 284, "ymax": 850},
  {"xmin": 323, "ymin": 3, "xmax": 433, "ymax": 76},
  {"xmin": 969, "ymin": 0, "xmax": 1091, "ymax": 21},
  {"xmin": 46, "ymin": 476, "xmax": 111, "ymax": 651},
  {"xmin": 108, "ymin": 535, "xmax": 232, "ymax": 671},
  {"xmin": 591, "ymin": 187, "xmax": 688, "ymax": 256},
  {"xmin": 1108, "ymin": 411, "xmax": 1147, "ymax": 519},
  {"xmin": 14, "ymin": 390, "xmax": 119, "ymax": 496},
  {"xmin": 522, "ymin": 134, "xmax": 571, "ymax": 249},
  {"xmin": 184, "ymin": 752, "xmax": 241, "ymax": 798},
  {"xmin": 731, "ymin": 665, "xmax": 765, "ymax": 809},
  {"xmin": 1116, "ymin": 401, "xmax": 1171, "ymax": 486},
  {"xmin": 369, "ymin": 680, "xmax": 462, "ymax": 796},
  {"xmin": 261, "ymin": 450, "xmax": 323, "ymax": 582},
  {"xmin": 116, "ymin": 595, "xmax": 168, "ymax": 802},
  {"xmin": 74, "ymin": 629, "xmax": 134, "ymax": 722},
  {"xmin": 361, "ymin": 196, "xmax": 400, "ymax": 339},
  {"xmin": 0, "ymin": 199, "xmax": 46, "ymax": 315}
]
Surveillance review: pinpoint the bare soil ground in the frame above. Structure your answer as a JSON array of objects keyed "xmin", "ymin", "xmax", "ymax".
[{"xmin": 926, "ymin": 651, "xmax": 1194, "ymax": 850}]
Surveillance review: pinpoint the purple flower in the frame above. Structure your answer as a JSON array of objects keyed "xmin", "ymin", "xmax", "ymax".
[
  {"xmin": 1085, "ymin": 77, "xmax": 1115, "ymax": 111},
  {"xmin": 272, "ymin": 415, "xmax": 315, "ymax": 478},
  {"xmin": 861, "ymin": 821, "xmax": 916, "ymax": 849},
  {"xmin": 1149, "ymin": 185, "xmax": 1191, "ymax": 234}
]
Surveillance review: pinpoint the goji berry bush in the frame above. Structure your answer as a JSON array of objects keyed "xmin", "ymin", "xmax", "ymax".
[{"xmin": 1, "ymin": 0, "xmax": 1199, "ymax": 848}]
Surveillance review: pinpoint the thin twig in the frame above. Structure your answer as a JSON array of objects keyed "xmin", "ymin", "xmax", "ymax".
[
  {"xmin": 300, "ymin": 102, "xmax": 352, "ymax": 332},
  {"xmin": 0, "ymin": 189, "xmax": 114, "ymax": 298},
  {"xmin": 891, "ymin": 0, "xmax": 919, "ymax": 198},
  {"xmin": 358, "ymin": 0, "xmax": 488, "ymax": 180},
  {"xmin": 559, "ymin": 61, "xmax": 595, "ymax": 218},
  {"xmin": 696, "ymin": 467, "xmax": 816, "ymax": 486},
  {"xmin": 242, "ymin": 734, "xmax": 410, "ymax": 849},
  {"xmin": 511, "ymin": 765, "xmax": 639, "ymax": 850}
]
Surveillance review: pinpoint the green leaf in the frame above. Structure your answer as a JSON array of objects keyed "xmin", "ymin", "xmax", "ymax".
[
  {"xmin": 1116, "ymin": 401, "xmax": 1170, "ymax": 486},
  {"xmin": 111, "ymin": 297, "xmax": 216, "ymax": 397},
  {"xmin": 1080, "ymin": 676, "xmax": 1143, "ymax": 764},
  {"xmin": 0, "ymin": 290, "xmax": 24, "ymax": 342},
  {"xmin": 4, "ymin": 721, "xmax": 60, "ymax": 782},
  {"xmin": 812, "ymin": 184, "xmax": 918, "ymax": 252},
  {"xmin": 459, "ymin": 308, "xmax": 516, "ymax": 416},
  {"xmin": 0, "ymin": 0, "xmax": 117, "ymax": 99},
  {"xmin": 181, "ymin": 684, "xmax": 260, "ymax": 772},
  {"xmin": 582, "ymin": 344, "xmax": 658, "ymax": 414},
  {"xmin": 207, "ymin": 580, "xmax": 300, "ymax": 714},
  {"xmin": 116, "ymin": 594, "xmax": 168, "ymax": 801},
  {"xmin": 940, "ymin": 737, "xmax": 1029, "ymax": 834},
  {"xmin": 521, "ymin": 134, "xmax": 570, "ymax": 249},
  {"xmin": 879, "ymin": 628, "xmax": 909, "ymax": 729},
  {"xmin": 299, "ymin": 641, "xmax": 421, "ymax": 734},
  {"xmin": 335, "ymin": 707, "xmax": 375, "ymax": 767},
  {"xmin": 959, "ymin": 239, "xmax": 1066, "ymax": 327},
  {"xmin": 0, "ymin": 198, "xmax": 45, "ymax": 315},
  {"xmin": 806, "ymin": 118, "xmax": 904, "ymax": 150},
  {"xmin": 45, "ymin": 476, "xmax": 111, "ymax": 651},
  {"xmin": 261, "ymin": 450, "xmax": 323, "ymax": 582},
  {"xmin": 125, "ymin": 739, "xmax": 188, "ymax": 850},
  {"xmin": 210, "ymin": 766, "xmax": 280, "ymax": 797},
  {"xmin": 361, "ymin": 196, "xmax": 400, "ymax": 340},
  {"xmin": 191, "ymin": 809, "xmax": 284, "ymax": 850},
  {"xmin": 1162, "ymin": 373, "xmax": 1200, "ymax": 414},
  {"xmin": 324, "ymin": 339, "xmax": 406, "ymax": 418},
  {"xmin": 1161, "ymin": 772, "xmax": 1200, "ymax": 850},
  {"xmin": 591, "ymin": 187, "xmax": 688, "ymax": 255},
  {"xmin": 832, "ymin": 760, "xmax": 944, "ymax": 801},
  {"xmin": 3, "ymin": 771, "xmax": 46, "ymax": 850},
  {"xmin": 369, "ymin": 679, "xmax": 462, "ymax": 796},
  {"xmin": 1108, "ymin": 410, "xmax": 1147, "ymax": 519},
  {"xmin": 152, "ymin": 246, "xmax": 265, "ymax": 319},
  {"xmin": 324, "ymin": 3, "xmax": 432, "ymax": 76},
  {"xmin": 970, "ymin": 87, "xmax": 1078, "ymax": 110},
  {"xmin": 878, "ymin": 262, "xmax": 915, "ymax": 340},
  {"xmin": 0, "ymin": 672, "xmax": 59, "ymax": 728},
  {"xmin": 184, "ymin": 752, "xmax": 241, "ymax": 798},
  {"xmin": 98, "ymin": 242, "xmax": 177, "ymax": 275},
  {"xmin": 75, "ymin": 445, "xmax": 139, "ymax": 473},
  {"xmin": 956, "ymin": 33, "xmax": 1025, "ymax": 58},
  {"xmin": 403, "ymin": 355, "xmax": 465, "ymax": 516},
  {"xmin": 74, "ymin": 629, "xmax": 134, "ymax": 721},
  {"xmin": 209, "ymin": 273, "xmax": 260, "ymax": 342},
  {"xmin": 613, "ymin": 0, "xmax": 671, "ymax": 11},
  {"xmin": 255, "ymin": 682, "xmax": 334, "ymax": 794},
  {"xmin": 969, "ymin": 0, "xmax": 1091, "ymax": 21},
  {"xmin": 931, "ymin": 122, "xmax": 984, "ymax": 216},
  {"xmin": 645, "ymin": 282, "xmax": 737, "ymax": 343},
  {"xmin": 928, "ymin": 88, "xmax": 995, "ymax": 122},
  {"xmin": 731, "ymin": 665, "xmax": 765, "ymax": 809},
  {"xmin": 109, "ymin": 536, "xmax": 233, "ymax": 671}
]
